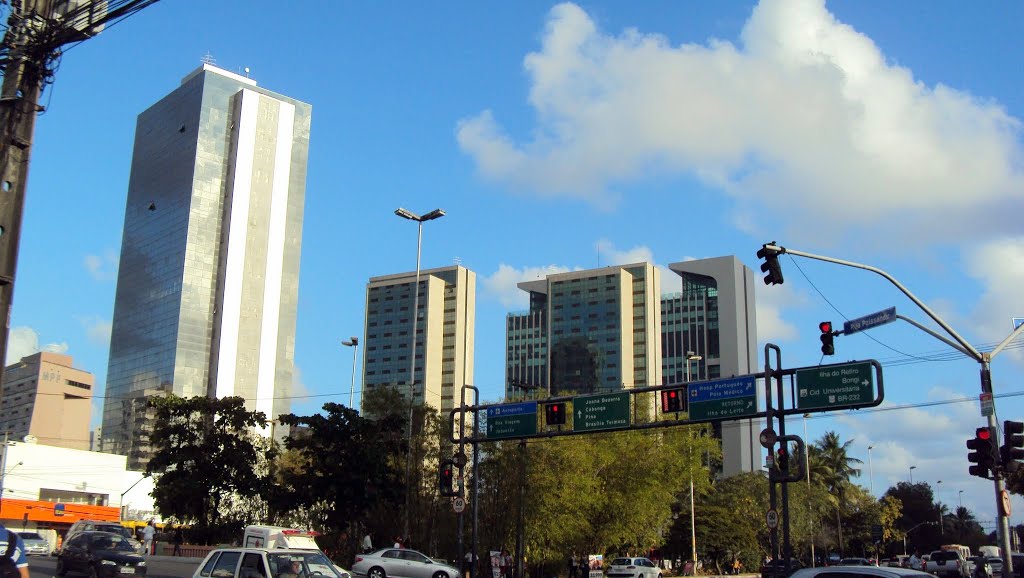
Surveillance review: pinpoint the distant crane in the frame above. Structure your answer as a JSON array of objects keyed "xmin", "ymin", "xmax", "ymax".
[{"xmin": 0, "ymin": 0, "xmax": 159, "ymax": 380}]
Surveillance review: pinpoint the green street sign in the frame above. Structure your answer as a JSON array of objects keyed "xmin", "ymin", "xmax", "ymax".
[
  {"xmin": 486, "ymin": 402, "xmax": 538, "ymax": 439},
  {"xmin": 796, "ymin": 361, "xmax": 874, "ymax": 410},
  {"xmin": 573, "ymin": 391, "xmax": 630, "ymax": 432}
]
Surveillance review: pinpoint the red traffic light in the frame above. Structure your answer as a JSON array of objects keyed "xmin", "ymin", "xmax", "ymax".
[
  {"xmin": 551, "ymin": 405, "xmax": 559, "ymax": 413},
  {"xmin": 668, "ymin": 391, "xmax": 677, "ymax": 399},
  {"xmin": 978, "ymin": 427, "xmax": 992, "ymax": 441},
  {"xmin": 819, "ymin": 321, "xmax": 833, "ymax": 333}
]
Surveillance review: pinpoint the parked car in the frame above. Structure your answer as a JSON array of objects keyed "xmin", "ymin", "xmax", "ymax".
[
  {"xmin": 790, "ymin": 567, "xmax": 933, "ymax": 578},
  {"xmin": 839, "ymin": 558, "xmax": 875, "ymax": 566},
  {"xmin": 194, "ymin": 548, "xmax": 350, "ymax": 578},
  {"xmin": 761, "ymin": 558, "xmax": 803, "ymax": 578},
  {"xmin": 606, "ymin": 557, "xmax": 661, "ymax": 578},
  {"xmin": 66, "ymin": 521, "xmax": 144, "ymax": 554},
  {"xmin": 352, "ymin": 548, "xmax": 459, "ymax": 578},
  {"xmin": 56, "ymin": 531, "xmax": 146, "ymax": 578},
  {"xmin": 15, "ymin": 531, "xmax": 50, "ymax": 556}
]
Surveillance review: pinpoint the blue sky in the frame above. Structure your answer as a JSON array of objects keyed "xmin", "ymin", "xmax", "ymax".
[{"xmin": 9, "ymin": 1, "xmax": 1024, "ymax": 524}]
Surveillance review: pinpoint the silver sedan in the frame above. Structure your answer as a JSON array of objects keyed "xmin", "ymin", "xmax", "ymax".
[{"xmin": 352, "ymin": 549, "xmax": 459, "ymax": 578}]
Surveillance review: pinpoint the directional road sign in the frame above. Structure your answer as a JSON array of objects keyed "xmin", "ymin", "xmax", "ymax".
[
  {"xmin": 844, "ymin": 307, "xmax": 897, "ymax": 335},
  {"xmin": 688, "ymin": 375, "xmax": 757, "ymax": 420},
  {"xmin": 796, "ymin": 361, "xmax": 874, "ymax": 410},
  {"xmin": 574, "ymin": 391, "xmax": 630, "ymax": 432},
  {"xmin": 486, "ymin": 401, "xmax": 538, "ymax": 439}
]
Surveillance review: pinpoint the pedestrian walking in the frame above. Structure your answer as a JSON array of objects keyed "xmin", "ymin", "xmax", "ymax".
[
  {"xmin": 142, "ymin": 521, "xmax": 156, "ymax": 556},
  {"xmin": 172, "ymin": 525, "xmax": 183, "ymax": 556}
]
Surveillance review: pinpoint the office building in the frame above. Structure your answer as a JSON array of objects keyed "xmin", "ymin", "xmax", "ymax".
[
  {"xmin": 363, "ymin": 265, "xmax": 475, "ymax": 413},
  {"xmin": 504, "ymin": 257, "xmax": 759, "ymax": 475},
  {"xmin": 0, "ymin": 352, "xmax": 93, "ymax": 450},
  {"xmin": 667, "ymin": 256, "xmax": 760, "ymax": 476},
  {"xmin": 102, "ymin": 63, "xmax": 312, "ymax": 468},
  {"xmin": 506, "ymin": 263, "xmax": 663, "ymax": 397}
]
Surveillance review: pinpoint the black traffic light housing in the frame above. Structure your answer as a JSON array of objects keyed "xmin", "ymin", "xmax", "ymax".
[
  {"xmin": 967, "ymin": 426, "xmax": 998, "ymax": 479},
  {"xmin": 819, "ymin": 321, "xmax": 836, "ymax": 356},
  {"xmin": 757, "ymin": 243, "xmax": 784, "ymax": 286},
  {"xmin": 439, "ymin": 459, "xmax": 458, "ymax": 496},
  {"xmin": 545, "ymin": 402, "xmax": 567, "ymax": 426},
  {"xmin": 1001, "ymin": 420, "xmax": 1024, "ymax": 473},
  {"xmin": 769, "ymin": 435, "xmax": 805, "ymax": 483},
  {"xmin": 661, "ymin": 387, "xmax": 687, "ymax": 413}
]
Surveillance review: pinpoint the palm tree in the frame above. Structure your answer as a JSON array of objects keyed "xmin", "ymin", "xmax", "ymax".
[{"xmin": 811, "ymin": 431, "xmax": 864, "ymax": 557}]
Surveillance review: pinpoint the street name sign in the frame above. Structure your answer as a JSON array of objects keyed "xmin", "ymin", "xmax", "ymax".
[
  {"xmin": 843, "ymin": 307, "xmax": 896, "ymax": 336},
  {"xmin": 574, "ymin": 391, "xmax": 630, "ymax": 432},
  {"xmin": 486, "ymin": 401, "xmax": 537, "ymax": 439},
  {"xmin": 796, "ymin": 361, "xmax": 874, "ymax": 410},
  {"xmin": 688, "ymin": 375, "xmax": 757, "ymax": 420}
]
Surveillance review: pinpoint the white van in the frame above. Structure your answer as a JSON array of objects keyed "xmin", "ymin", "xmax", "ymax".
[{"xmin": 243, "ymin": 526, "xmax": 321, "ymax": 550}]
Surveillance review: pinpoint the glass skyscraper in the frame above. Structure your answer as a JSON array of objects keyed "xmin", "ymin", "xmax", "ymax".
[{"xmin": 102, "ymin": 64, "xmax": 311, "ymax": 469}]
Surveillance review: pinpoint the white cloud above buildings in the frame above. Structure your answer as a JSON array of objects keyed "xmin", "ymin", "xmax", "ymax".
[
  {"xmin": 5, "ymin": 326, "xmax": 69, "ymax": 365},
  {"xmin": 84, "ymin": 249, "xmax": 119, "ymax": 282},
  {"xmin": 457, "ymin": 0, "xmax": 1023, "ymax": 247}
]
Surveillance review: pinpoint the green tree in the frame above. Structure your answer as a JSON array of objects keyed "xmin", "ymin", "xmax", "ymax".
[
  {"xmin": 810, "ymin": 431, "xmax": 863, "ymax": 556},
  {"xmin": 146, "ymin": 395, "xmax": 271, "ymax": 544}
]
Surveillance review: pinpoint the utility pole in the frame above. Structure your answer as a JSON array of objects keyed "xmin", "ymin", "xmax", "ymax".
[{"xmin": 0, "ymin": 0, "xmax": 160, "ymax": 382}]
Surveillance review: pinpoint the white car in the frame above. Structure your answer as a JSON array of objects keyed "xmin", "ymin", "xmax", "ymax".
[
  {"xmin": 606, "ymin": 557, "xmax": 662, "ymax": 578},
  {"xmin": 194, "ymin": 548, "xmax": 350, "ymax": 578},
  {"xmin": 351, "ymin": 548, "xmax": 459, "ymax": 578},
  {"xmin": 790, "ymin": 567, "xmax": 933, "ymax": 578},
  {"xmin": 15, "ymin": 531, "xmax": 50, "ymax": 556}
]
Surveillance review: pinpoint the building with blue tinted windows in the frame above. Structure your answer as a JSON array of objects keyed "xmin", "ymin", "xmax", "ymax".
[{"xmin": 102, "ymin": 64, "xmax": 311, "ymax": 469}]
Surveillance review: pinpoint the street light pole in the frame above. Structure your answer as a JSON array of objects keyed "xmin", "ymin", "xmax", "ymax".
[
  {"xmin": 685, "ymin": 352, "xmax": 701, "ymax": 566},
  {"xmin": 868, "ymin": 446, "xmax": 874, "ymax": 495},
  {"xmin": 910, "ymin": 466, "xmax": 916, "ymax": 484},
  {"xmin": 342, "ymin": 337, "xmax": 359, "ymax": 409},
  {"xmin": 959, "ymin": 490, "xmax": 964, "ymax": 510},
  {"xmin": 394, "ymin": 207, "xmax": 445, "ymax": 544}
]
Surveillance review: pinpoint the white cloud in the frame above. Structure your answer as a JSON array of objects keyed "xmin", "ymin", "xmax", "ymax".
[
  {"xmin": 5, "ymin": 326, "xmax": 69, "ymax": 365},
  {"xmin": 482, "ymin": 263, "xmax": 576, "ymax": 309},
  {"xmin": 595, "ymin": 239, "xmax": 653, "ymax": 266},
  {"xmin": 84, "ymin": 249, "xmax": 119, "ymax": 281},
  {"xmin": 457, "ymin": 0, "xmax": 1024, "ymax": 246},
  {"xmin": 755, "ymin": 283, "xmax": 807, "ymax": 342},
  {"xmin": 964, "ymin": 238, "xmax": 1024, "ymax": 364},
  {"xmin": 78, "ymin": 315, "xmax": 112, "ymax": 346}
]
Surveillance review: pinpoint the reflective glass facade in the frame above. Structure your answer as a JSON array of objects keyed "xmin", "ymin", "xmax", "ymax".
[{"xmin": 103, "ymin": 65, "xmax": 311, "ymax": 468}]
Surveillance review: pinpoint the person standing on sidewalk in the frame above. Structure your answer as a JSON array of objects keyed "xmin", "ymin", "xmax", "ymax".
[
  {"xmin": 142, "ymin": 521, "xmax": 156, "ymax": 555},
  {"xmin": 172, "ymin": 525, "xmax": 183, "ymax": 556}
]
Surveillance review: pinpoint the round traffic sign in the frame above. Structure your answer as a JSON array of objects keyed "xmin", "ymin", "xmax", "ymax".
[
  {"xmin": 453, "ymin": 497, "xmax": 466, "ymax": 513},
  {"xmin": 1001, "ymin": 490, "xmax": 1012, "ymax": 517},
  {"xmin": 766, "ymin": 509, "xmax": 779, "ymax": 529},
  {"xmin": 759, "ymin": 428, "xmax": 777, "ymax": 449}
]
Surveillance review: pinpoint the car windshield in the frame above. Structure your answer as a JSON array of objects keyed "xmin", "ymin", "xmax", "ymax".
[
  {"xmin": 97, "ymin": 526, "xmax": 133, "ymax": 540},
  {"xmin": 932, "ymin": 552, "xmax": 958, "ymax": 562},
  {"xmin": 93, "ymin": 535, "xmax": 135, "ymax": 552},
  {"xmin": 269, "ymin": 553, "xmax": 345, "ymax": 578},
  {"xmin": 18, "ymin": 533, "xmax": 42, "ymax": 540}
]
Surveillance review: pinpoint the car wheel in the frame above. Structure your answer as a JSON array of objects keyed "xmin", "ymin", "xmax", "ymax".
[
  {"xmin": 56, "ymin": 558, "xmax": 67, "ymax": 576},
  {"xmin": 369, "ymin": 567, "xmax": 387, "ymax": 578},
  {"xmin": 433, "ymin": 572, "xmax": 449, "ymax": 578}
]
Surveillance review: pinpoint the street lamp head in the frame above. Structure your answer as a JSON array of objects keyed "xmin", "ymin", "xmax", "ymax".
[
  {"xmin": 868, "ymin": 445, "xmax": 874, "ymax": 450},
  {"xmin": 421, "ymin": 208, "xmax": 446, "ymax": 221},
  {"xmin": 687, "ymin": 354, "xmax": 702, "ymax": 361},
  {"xmin": 342, "ymin": 338, "xmax": 358, "ymax": 347},
  {"xmin": 910, "ymin": 465, "xmax": 917, "ymax": 470},
  {"xmin": 394, "ymin": 207, "xmax": 419, "ymax": 221}
]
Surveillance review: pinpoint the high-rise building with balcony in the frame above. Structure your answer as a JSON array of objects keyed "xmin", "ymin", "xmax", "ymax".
[
  {"xmin": 102, "ymin": 63, "xmax": 311, "ymax": 469},
  {"xmin": 362, "ymin": 265, "xmax": 475, "ymax": 413}
]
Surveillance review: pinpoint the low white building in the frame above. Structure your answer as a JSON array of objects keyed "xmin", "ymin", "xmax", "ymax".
[{"xmin": 0, "ymin": 439, "xmax": 157, "ymax": 532}]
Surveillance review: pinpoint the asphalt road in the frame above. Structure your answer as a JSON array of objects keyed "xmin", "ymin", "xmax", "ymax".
[{"xmin": 27, "ymin": 555, "xmax": 205, "ymax": 578}]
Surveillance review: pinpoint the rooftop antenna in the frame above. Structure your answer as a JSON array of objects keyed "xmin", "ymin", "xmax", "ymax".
[
  {"xmin": 244, "ymin": 67, "xmax": 251, "ymax": 78},
  {"xmin": 453, "ymin": 256, "xmax": 462, "ymax": 266},
  {"xmin": 201, "ymin": 52, "xmax": 216, "ymax": 65}
]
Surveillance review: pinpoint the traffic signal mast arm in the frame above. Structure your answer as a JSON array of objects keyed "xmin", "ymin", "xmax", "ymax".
[{"xmin": 760, "ymin": 242, "xmax": 1024, "ymax": 578}]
